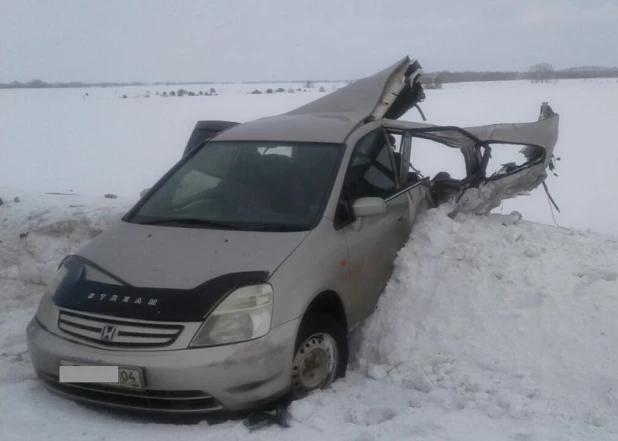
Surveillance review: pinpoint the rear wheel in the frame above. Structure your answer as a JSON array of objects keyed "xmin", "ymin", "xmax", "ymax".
[{"xmin": 290, "ymin": 314, "xmax": 348, "ymax": 398}]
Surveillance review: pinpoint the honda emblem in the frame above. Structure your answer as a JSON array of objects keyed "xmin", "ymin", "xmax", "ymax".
[{"xmin": 100, "ymin": 325, "xmax": 117, "ymax": 341}]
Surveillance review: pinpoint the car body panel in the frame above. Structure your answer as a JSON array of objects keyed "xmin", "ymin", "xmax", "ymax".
[
  {"xmin": 76, "ymin": 221, "xmax": 309, "ymax": 289},
  {"xmin": 343, "ymin": 190, "xmax": 410, "ymax": 321},
  {"xmin": 27, "ymin": 316, "xmax": 299, "ymax": 412},
  {"xmin": 266, "ymin": 217, "xmax": 352, "ymax": 327}
]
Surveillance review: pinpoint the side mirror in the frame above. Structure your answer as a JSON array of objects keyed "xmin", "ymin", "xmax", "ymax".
[
  {"xmin": 140, "ymin": 188, "xmax": 150, "ymax": 198},
  {"xmin": 352, "ymin": 197, "xmax": 386, "ymax": 218}
]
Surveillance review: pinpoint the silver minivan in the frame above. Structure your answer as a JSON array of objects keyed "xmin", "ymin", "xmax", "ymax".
[{"xmin": 27, "ymin": 56, "xmax": 559, "ymax": 414}]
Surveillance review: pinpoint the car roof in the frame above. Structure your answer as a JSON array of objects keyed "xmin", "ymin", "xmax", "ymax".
[
  {"xmin": 209, "ymin": 113, "xmax": 358, "ymax": 144},
  {"xmin": 213, "ymin": 56, "xmax": 414, "ymax": 144}
]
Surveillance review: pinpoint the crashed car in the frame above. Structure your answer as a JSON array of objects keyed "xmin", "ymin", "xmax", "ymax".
[{"xmin": 27, "ymin": 56, "xmax": 559, "ymax": 414}]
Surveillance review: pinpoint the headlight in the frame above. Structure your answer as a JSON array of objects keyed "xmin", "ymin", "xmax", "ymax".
[
  {"xmin": 190, "ymin": 284, "xmax": 273, "ymax": 347},
  {"xmin": 35, "ymin": 263, "xmax": 69, "ymax": 326}
]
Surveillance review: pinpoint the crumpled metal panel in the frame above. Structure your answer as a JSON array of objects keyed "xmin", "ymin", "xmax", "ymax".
[{"xmin": 384, "ymin": 103, "xmax": 560, "ymax": 215}]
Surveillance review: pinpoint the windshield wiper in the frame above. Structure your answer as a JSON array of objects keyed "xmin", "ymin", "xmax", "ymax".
[
  {"xmin": 245, "ymin": 225, "xmax": 307, "ymax": 232},
  {"xmin": 134, "ymin": 218, "xmax": 307, "ymax": 232},
  {"xmin": 134, "ymin": 218, "xmax": 242, "ymax": 230}
]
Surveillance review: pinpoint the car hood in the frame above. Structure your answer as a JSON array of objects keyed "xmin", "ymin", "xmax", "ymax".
[{"xmin": 75, "ymin": 220, "xmax": 309, "ymax": 289}]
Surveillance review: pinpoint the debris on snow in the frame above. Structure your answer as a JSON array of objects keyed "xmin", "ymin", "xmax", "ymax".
[{"xmin": 243, "ymin": 405, "xmax": 291, "ymax": 431}]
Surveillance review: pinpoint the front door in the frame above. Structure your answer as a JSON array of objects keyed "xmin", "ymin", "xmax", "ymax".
[{"xmin": 336, "ymin": 129, "xmax": 411, "ymax": 321}]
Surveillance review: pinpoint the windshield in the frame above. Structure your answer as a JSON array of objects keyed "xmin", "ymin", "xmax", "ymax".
[{"xmin": 128, "ymin": 141, "xmax": 342, "ymax": 231}]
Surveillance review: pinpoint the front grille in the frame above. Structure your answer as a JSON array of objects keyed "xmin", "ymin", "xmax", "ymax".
[
  {"xmin": 39, "ymin": 371, "xmax": 222, "ymax": 413},
  {"xmin": 58, "ymin": 310, "xmax": 183, "ymax": 348}
]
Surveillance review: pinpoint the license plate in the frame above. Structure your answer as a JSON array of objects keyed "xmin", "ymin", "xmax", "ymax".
[{"xmin": 60, "ymin": 360, "xmax": 143, "ymax": 389}]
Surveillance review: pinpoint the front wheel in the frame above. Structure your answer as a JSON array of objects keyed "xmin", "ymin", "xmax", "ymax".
[{"xmin": 290, "ymin": 314, "xmax": 348, "ymax": 398}]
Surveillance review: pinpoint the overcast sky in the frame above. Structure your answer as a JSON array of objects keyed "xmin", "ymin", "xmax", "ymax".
[{"xmin": 1, "ymin": 0, "xmax": 617, "ymax": 83}]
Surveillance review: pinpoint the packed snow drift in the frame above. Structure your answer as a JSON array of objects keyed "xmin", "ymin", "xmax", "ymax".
[{"xmin": 355, "ymin": 205, "xmax": 618, "ymax": 425}]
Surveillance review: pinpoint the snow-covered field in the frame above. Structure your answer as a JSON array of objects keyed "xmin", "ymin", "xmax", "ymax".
[{"xmin": 1, "ymin": 79, "xmax": 618, "ymax": 440}]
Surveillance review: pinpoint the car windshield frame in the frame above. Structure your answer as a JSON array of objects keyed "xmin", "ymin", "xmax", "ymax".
[{"xmin": 123, "ymin": 140, "xmax": 345, "ymax": 232}]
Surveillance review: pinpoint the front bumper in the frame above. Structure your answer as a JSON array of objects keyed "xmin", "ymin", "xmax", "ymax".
[{"xmin": 26, "ymin": 317, "xmax": 299, "ymax": 413}]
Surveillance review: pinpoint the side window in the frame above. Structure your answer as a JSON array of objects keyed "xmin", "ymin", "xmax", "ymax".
[
  {"xmin": 335, "ymin": 130, "xmax": 398, "ymax": 228},
  {"xmin": 376, "ymin": 143, "xmax": 394, "ymax": 172},
  {"xmin": 346, "ymin": 130, "xmax": 397, "ymax": 201}
]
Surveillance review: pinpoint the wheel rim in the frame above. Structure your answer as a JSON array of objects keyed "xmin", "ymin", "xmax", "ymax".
[{"xmin": 291, "ymin": 332, "xmax": 338, "ymax": 395}]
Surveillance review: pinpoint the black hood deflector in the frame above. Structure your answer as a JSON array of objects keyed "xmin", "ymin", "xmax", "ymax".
[{"xmin": 52, "ymin": 256, "xmax": 269, "ymax": 322}]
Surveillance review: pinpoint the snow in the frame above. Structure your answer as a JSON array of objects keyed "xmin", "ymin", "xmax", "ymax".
[
  {"xmin": 0, "ymin": 85, "xmax": 340, "ymax": 199},
  {"xmin": 2, "ymin": 79, "xmax": 618, "ymax": 440},
  {"xmin": 356, "ymin": 206, "xmax": 618, "ymax": 425}
]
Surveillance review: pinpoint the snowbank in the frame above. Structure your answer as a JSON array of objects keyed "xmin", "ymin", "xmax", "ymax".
[
  {"xmin": 0, "ymin": 187, "xmax": 132, "ymax": 284},
  {"xmin": 1, "ymin": 193, "xmax": 618, "ymax": 440},
  {"xmin": 355, "ymin": 205, "xmax": 618, "ymax": 425}
]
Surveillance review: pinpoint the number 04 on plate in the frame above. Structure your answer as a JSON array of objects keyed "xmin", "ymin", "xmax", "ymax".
[{"xmin": 59, "ymin": 360, "xmax": 143, "ymax": 389}]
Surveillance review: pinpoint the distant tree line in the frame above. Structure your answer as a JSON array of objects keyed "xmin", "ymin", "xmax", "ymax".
[
  {"xmin": 420, "ymin": 65, "xmax": 618, "ymax": 85},
  {"xmin": 0, "ymin": 79, "xmax": 148, "ymax": 89},
  {"xmin": 2, "ymin": 65, "xmax": 618, "ymax": 90}
]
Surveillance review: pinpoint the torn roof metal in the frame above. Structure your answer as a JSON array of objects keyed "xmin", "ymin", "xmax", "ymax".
[
  {"xmin": 210, "ymin": 55, "xmax": 560, "ymax": 216},
  {"xmin": 214, "ymin": 54, "xmax": 558, "ymax": 166},
  {"xmin": 383, "ymin": 107, "xmax": 560, "ymax": 165},
  {"xmin": 214, "ymin": 56, "xmax": 425, "ymax": 144}
]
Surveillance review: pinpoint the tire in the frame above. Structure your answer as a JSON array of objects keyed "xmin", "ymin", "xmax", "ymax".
[{"xmin": 288, "ymin": 314, "xmax": 348, "ymax": 399}]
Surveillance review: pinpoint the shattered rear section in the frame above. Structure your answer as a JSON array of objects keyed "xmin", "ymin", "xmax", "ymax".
[
  {"xmin": 453, "ymin": 103, "xmax": 560, "ymax": 214},
  {"xmin": 383, "ymin": 102, "xmax": 560, "ymax": 215}
]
